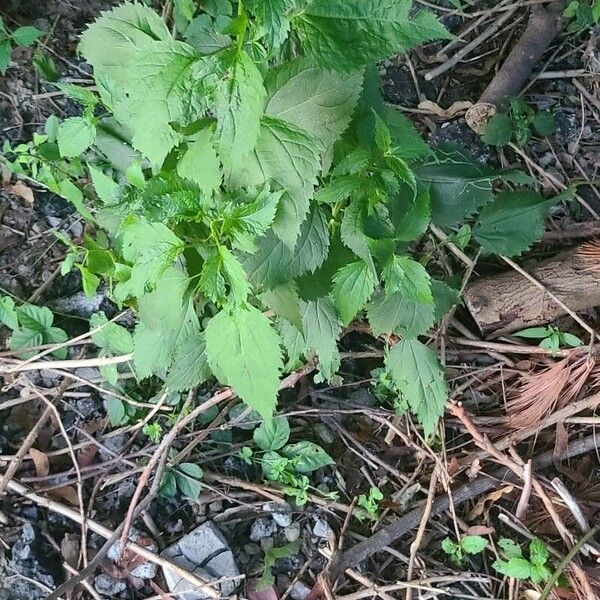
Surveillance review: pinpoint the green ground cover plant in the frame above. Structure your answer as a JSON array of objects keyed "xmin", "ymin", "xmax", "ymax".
[{"xmin": 1, "ymin": 0, "xmax": 570, "ymax": 438}]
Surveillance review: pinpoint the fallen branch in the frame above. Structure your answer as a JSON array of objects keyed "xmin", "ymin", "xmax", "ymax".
[{"xmin": 466, "ymin": 1, "xmax": 565, "ymax": 131}]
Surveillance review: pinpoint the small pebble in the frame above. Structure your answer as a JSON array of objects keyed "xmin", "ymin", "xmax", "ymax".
[
  {"xmin": 312, "ymin": 518, "xmax": 334, "ymax": 540},
  {"xmin": 250, "ymin": 518, "xmax": 277, "ymax": 541},
  {"xmin": 290, "ymin": 581, "xmax": 311, "ymax": 600},
  {"xmin": 94, "ymin": 573, "xmax": 127, "ymax": 596},
  {"xmin": 260, "ymin": 537, "xmax": 274, "ymax": 552},
  {"xmin": 284, "ymin": 523, "xmax": 301, "ymax": 543}
]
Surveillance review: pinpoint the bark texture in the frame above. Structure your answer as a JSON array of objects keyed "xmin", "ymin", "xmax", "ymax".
[{"xmin": 464, "ymin": 248, "xmax": 600, "ymax": 336}]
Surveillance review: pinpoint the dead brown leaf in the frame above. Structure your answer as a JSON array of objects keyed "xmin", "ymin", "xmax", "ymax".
[
  {"xmin": 50, "ymin": 486, "xmax": 80, "ymax": 506},
  {"xmin": 6, "ymin": 182, "xmax": 35, "ymax": 204},
  {"xmin": 465, "ymin": 525, "xmax": 494, "ymax": 536},
  {"xmin": 417, "ymin": 100, "xmax": 473, "ymax": 119},
  {"xmin": 466, "ymin": 485, "xmax": 514, "ymax": 521},
  {"xmin": 29, "ymin": 447, "xmax": 50, "ymax": 477}
]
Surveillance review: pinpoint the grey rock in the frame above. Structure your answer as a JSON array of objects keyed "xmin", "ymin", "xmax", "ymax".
[
  {"xmin": 312, "ymin": 518, "xmax": 334, "ymax": 540},
  {"xmin": 263, "ymin": 501, "xmax": 292, "ymax": 527},
  {"xmin": 259, "ymin": 537, "xmax": 274, "ymax": 552},
  {"xmin": 107, "ymin": 528, "xmax": 158, "ymax": 580},
  {"xmin": 284, "ymin": 523, "xmax": 301, "ymax": 543},
  {"xmin": 161, "ymin": 522, "xmax": 239, "ymax": 600},
  {"xmin": 290, "ymin": 581, "xmax": 311, "ymax": 600},
  {"xmin": 250, "ymin": 517, "xmax": 277, "ymax": 541},
  {"xmin": 94, "ymin": 573, "xmax": 127, "ymax": 596},
  {"xmin": 50, "ymin": 292, "xmax": 105, "ymax": 318}
]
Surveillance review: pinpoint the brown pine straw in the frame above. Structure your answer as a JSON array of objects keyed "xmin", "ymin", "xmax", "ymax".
[
  {"xmin": 576, "ymin": 238, "xmax": 600, "ymax": 271},
  {"xmin": 506, "ymin": 352, "xmax": 596, "ymax": 429}
]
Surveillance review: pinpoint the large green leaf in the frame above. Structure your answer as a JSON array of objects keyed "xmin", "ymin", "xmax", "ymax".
[
  {"xmin": 242, "ymin": 206, "xmax": 329, "ymax": 287},
  {"xmin": 205, "ymin": 304, "xmax": 283, "ymax": 419},
  {"xmin": 246, "ymin": 0, "xmax": 293, "ymax": 47},
  {"xmin": 79, "ymin": 2, "xmax": 171, "ymax": 80},
  {"xmin": 215, "ymin": 49, "xmax": 266, "ymax": 169},
  {"xmin": 265, "ymin": 59, "xmax": 362, "ymax": 153},
  {"xmin": 416, "ymin": 159, "xmax": 494, "ymax": 227},
  {"xmin": 177, "ymin": 126, "xmax": 222, "ymax": 193},
  {"xmin": 332, "ymin": 260, "xmax": 375, "ymax": 325},
  {"xmin": 165, "ymin": 332, "xmax": 212, "ymax": 391},
  {"xmin": 382, "ymin": 256, "xmax": 433, "ymax": 305},
  {"xmin": 385, "ymin": 338, "xmax": 448, "ymax": 437},
  {"xmin": 367, "ymin": 290, "xmax": 435, "ymax": 338},
  {"xmin": 473, "ymin": 190, "xmax": 555, "ymax": 257},
  {"xmin": 300, "ymin": 296, "xmax": 341, "ymax": 382},
  {"xmin": 230, "ymin": 116, "xmax": 322, "ymax": 245},
  {"xmin": 293, "ymin": 0, "xmax": 450, "ymax": 71}
]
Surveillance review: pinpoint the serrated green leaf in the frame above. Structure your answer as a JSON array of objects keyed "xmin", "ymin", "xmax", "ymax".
[
  {"xmin": 532, "ymin": 111, "xmax": 556, "ymax": 137},
  {"xmin": 300, "ymin": 296, "xmax": 341, "ymax": 382},
  {"xmin": 230, "ymin": 116, "xmax": 321, "ymax": 246},
  {"xmin": 431, "ymin": 279, "xmax": 459, "ymax": 323},
  {"xmin": 259, "ymin": 284, "xmax": 303, "ymax": 331},
  {"xmin": 498, "ymin": 538, "xmax": 523, "ymax": 559},
  {"xmin": 385, "ymin": 338, "xmax": 448, "ymax": 437},
  {"xmin": 177, "ymin": 127, "xmax": 222, "ymax": 193},
  {"xmin": 0, "ymin": 296, "xmax": 19, "ymax": 330},
  {"xmin": 460, "ymin": 536, "xmax": 488, "ymax": 554},
  {"xmin": 382, "ymin": 256, "xmax": 433, "ymax": 305},
  {"xmin": 482, "ymin": 113, "xmax": 513, "ymax": 147},
  {"xmin": 58, "ymin": 179, "xmax": 95, "ymax": 222},
  {"xmin": 529, "ymin": 539, "xmax": 549, "ymax": 565},
  {"xmin": 254, "ymin": 416, "xmax": 290, "ymax": 451},
  {"xmin": 0, "ymin": 39, "xmax": 12, "ymax": 75},
  {"xmin": 389, "ymin": 185, "xmax": 431, "ymax": 242},
  {"xmin": 174, "ymin": 463, "xmax": 203, "ymax": 499},
  {"xmin": 165, "ymin": 332, "xmax": 211, "ymax": 392},
  {"xmin": 265, "ymin": 59, "xmax": 362, "ymax": 154},
  {"xmin": 55, "ymin": 83, "xmax": 98, "ymax": 109},
  {"xmin": 242, "ymin": 206, "xmax": 330, "ymax": 287},
  {"xmin": 10, "ymin": 328, "xmax": 44, "ymax": 358},
  {"xmin": 417, "ymin": 159, "xmax": 495, "ymax": 227},
  {"xmin": 246, "ymin": 0, "xmax": 293, "ymax": 47},
  {"xmin": 205, "ymin": 304, "xmax": 283, "ymax": 419},
  {"xmin": 57, "ymin": 117, "xmax": 96, "ymax": 158},
  {"xmin": 80, "ymin": 2, "xmax": 171, "ymax": 80},
  {"xmin": 282, "ymin": 441, "xmax": 334, "ymax": 472},
  {"xmin": 115, "ymin": 217, "xmax": 185, "ymax": 301},
  {"xmin": 340, "ymin": 199, "xmax": 375, "ymax": 273},
  {"xmin": 473, "ymin": 190, "xmax": 554, "ymax": 256},
  {"xmin": 17, "ymin": 304, "xmax": 53, "ymax": 331},
  {"xmin": 332, "ymin": 260, "xmax": 375, "ymax": 325},
  {"xmin": 293, "ymin": 0, "xmax": 450, "ymax": 71},
  {"xmin": 12, "ymin": 26, "xmax": 42, "ymax": 47},
  {"xmin": 90, "ymin": 312, "xmax": 134, "ymax": 355},
  {"xmin": 215, "ymin": 49, "xmax": 266, "ymax": 169},
  {"xmin": 493, "ymin": 557, "xmax": 531, "ymax": 580},
  {"xmin": 89, "ymin": 164, "xmax": 120, "ymax": 204},
  {"xmin": 368, "ymin": 290, "xmax": 435, "ymax": 338},
  {"xmin": 184, "ymin": 14, "xmax": 232, "ymax": 54},
  {"xmin": 105, "ymin": 396, "xmax": 126, "ymax": 426}
]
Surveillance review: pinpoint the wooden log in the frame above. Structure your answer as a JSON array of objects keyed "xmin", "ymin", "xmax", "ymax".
[{"xmin": 464, "ymin": 248, "xmax": 600, "ymax": 336}]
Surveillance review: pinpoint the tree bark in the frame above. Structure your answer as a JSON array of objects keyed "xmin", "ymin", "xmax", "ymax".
[{"xmin": 464, "ymin": 248, "xmax": 600, "ymax": 336}]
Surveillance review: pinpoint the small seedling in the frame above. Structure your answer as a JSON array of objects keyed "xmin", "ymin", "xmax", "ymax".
[
  {"xmin": 493, "ymin": 538, "xmax": 553, "ymax": 584},
  {"xmin": 256, "ymin": 541, "xmax": 301, "ymax": 591},
  {"xmin": 0, "ymin": 17, "xmax": 43, "ymax": 74},
  {"xmin": 160, "ymin": 462, "xmax": 204, "ymax": 500},
  {"xmin": 357, "ymin": 487, "xmax": 384, "ymax": 520},
  {"xmin": 143, "ymin": 422, "xmax": 163, "ymax": 444},
  {"xmin": 442, "ymin": 535, "xmax": 488, "ymax": 565},
  {"xmin": 482, "ymin": 98, "xmax": 556, "ymax": 147},
  {"xmin": 514, "ymin": 326, "xmax": 583, "ymax": 355}
]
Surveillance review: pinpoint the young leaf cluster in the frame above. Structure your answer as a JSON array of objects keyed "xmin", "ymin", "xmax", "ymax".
[{"xmin": 0, "ymin": 17, "xmax": 43, "ymax": 74}]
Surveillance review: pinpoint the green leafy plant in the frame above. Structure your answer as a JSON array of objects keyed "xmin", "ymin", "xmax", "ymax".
[
  {"xmin": 256, "ymin": 540, "xmax": 301, "ymax": 591},
  {"xmin": 564, "ymin": 0, "xmax": 600, "ymax": 29},
  {"xmin": 514, "ymin": 326, "xmax": 583, "ymax": 355},
  {"xmin": 0, "ymin": 17, "xmax": 43, "ymax": 74},
  {"xmin": 357, "ymin": 486, "xmax": 384, "ymax": 520},
  {"xmin": 0, "ymin": 296, "xmax": 68, "ymax": 359},
  {"xmin": 248, "ymin": 416, "xmax": 334, "ymax": 505},
  {"xmin": 160, "ymin": 461, "xmax": 204, "ymax": 500},
  {"xmin": 482, "ymin": 98, "xmax": 556, "ymax": 147},
  {"xmin": 442, "ymin": 535, "xmax": 488, "ymax": 565},
  {"xmin": 1, "ymin": 0, "xmax": 569, "ymax": 439},
  {"xmin": 493, "ymin": 538, "xmax": 553, "ymax": 584}
]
